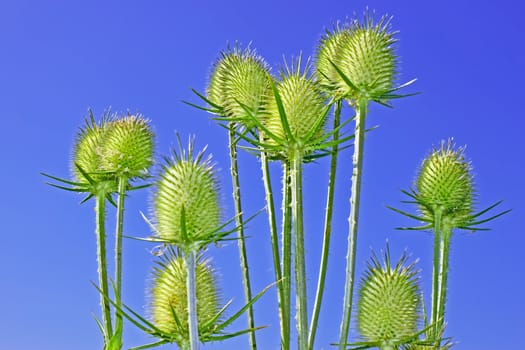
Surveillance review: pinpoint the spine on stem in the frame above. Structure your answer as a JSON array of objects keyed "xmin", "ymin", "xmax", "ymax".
[
  {"xmin": 185, "ymin": 250, "xmax": 200, "ymax": 350},
  {"xmin": 339, "ymin": 98, "xmax": 368, "ymax": 349},
  {"xmin": 228, "ymin": 124, "xmax": 257, "ymax": 350}
]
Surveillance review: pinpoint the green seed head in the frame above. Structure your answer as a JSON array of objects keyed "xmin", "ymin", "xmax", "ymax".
[
  {"xmin": 100, "ymin": 115, "xmax": 154, "ymax": 179},
  {"xmin": 316, "ymin": 14, "xmax": 397, "ymax": 101},
  {"xmin": 207, "ymin": 46, "xmax": 271, "ymax": 128},
  {"xmin": 149, "ymin": 253, "xmax": 221, "ymax": 344},
  {"xmin": 358, "ymin": 248, "xmax": 420, "ymax": 346},
  {"xmin": 416, "ymin": 140, "xmax": 474, "ymax": 224},
  {"xmin": 72, "ymin": 111, "xmax": 111, "ymax": 183},
  {"xmin": 154, "ymin": 142, "xmax": 220, "ymax": 245},
  {"xmin": 263, "ymin": 60, "xmax": 326, "ymax": 155}
]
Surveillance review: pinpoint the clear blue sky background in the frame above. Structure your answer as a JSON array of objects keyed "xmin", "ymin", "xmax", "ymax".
[{"xmin": 1, "ymin": 1, "xmax": 523, "ymax": 349}]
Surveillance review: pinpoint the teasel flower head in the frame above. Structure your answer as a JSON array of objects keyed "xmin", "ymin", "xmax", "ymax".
[
  {"xmin": 154, "ymin": 138, "xmax": 221, "ymax": 249},
  {"xmin": 357, "ymin": 246, "xmax": 421, "ymax": 348},
  {"xmin": 149, "ymin": 250, "xmax": 221, "ymax": 346},
  {"xmin": 316, "ymin": 13, "xmax": 398, "ymax": 103},
  {"xmin": 415, "ymin": 140, "xmax": 474, "ymax": 226},
  {"xmin": 207, "ymin": 45, "xmax": 271, "ymax": 129},
  {"xmin": 262, "ymin": 57, "xmax": 328, "ymax": 159},
  {"xmin": 100, "ymin": 114, "xmax": 154, "ymax": 179},
  {"xmin": 71, "ymin": 110, "xmax": 113, "ymax": 184}
]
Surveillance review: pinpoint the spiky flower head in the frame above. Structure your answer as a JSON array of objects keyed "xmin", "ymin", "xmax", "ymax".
[
  {"xmin": 149, "ymin": 251, "xmax": 221, "ymax": 345},
  {"xmin": 316, "ymin": 13, "xmax": 397, "ymax": 102},
  {"xmin": 263, "ymin": 58, "xmax": 327, "ymax": 157},
  {"xmin": 415, "ymin": 140, "xmax": 474, "ymax": 225},
  {"xmin": 71, "ymin": 111, "xmax": 112, "ymax": 183},
  {"xmin": 154, "ymin": 140, "xmax": 221, "ymax": 247},
  {"xmin": 100, "ymin": 114, "xmax": 154, "ymax": 179},
  {"xmin": 207, "ymin": 46, "xmax": 271, "ymax": 128},
  {"xmin": 357, "ymin": 247, "xmax": 420, "ymax": 347}
]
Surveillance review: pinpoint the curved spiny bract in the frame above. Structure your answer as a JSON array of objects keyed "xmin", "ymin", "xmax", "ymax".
[
  {"xmin": 100, "ymin": 114, "xmax": 154, "ymax": 180},
  {"xmin": 207, "ymin": 45, "xmax": 271, "ymax": 129},
  {"xmin": 415, "ymin": 140, "xmax": 473, "ymax": 227},
  {"xmin": 154, "ymin": 143, "xmax": 221, "ymax": 248},
  {"xmin": 149, "ymin": 252, "xmax": 221, "ymax": 346},
  {"xmin": 72, "ymin": 110, "xmax": 113, "ymax": 184},
  {"xmin": 357, "ymin": 248, "xmax": 421, "ymax": 349},
  {"xmin": 263, "ymin": 60, "xmax": 327, "ymax": 159},
  {"xmin": 315, "ymin": 13, "xmax": 397, "ymax": 103}
]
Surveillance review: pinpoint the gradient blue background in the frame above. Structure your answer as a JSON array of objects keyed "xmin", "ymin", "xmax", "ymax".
[{"xmin": 1, "ymin": 1, "xmax": 523, "ymax": 349}]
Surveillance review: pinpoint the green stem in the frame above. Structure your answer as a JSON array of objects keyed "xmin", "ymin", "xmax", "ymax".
[
  {"xmin": 339, "ymin": 98, "xmax": 368, "ymax": 349},
  {"xmin": 308, "ymin": 100, "xmax": 342, "ymax": 350},
  {"xmin": 260, "ymin": 147, "xmax": 288, "ymax": 350},
  {"xmin": 185, "ymin": 250, "xmax": 200, "ymax": 350},
  {"xmin": 282, "ymin": 161, "xmax": 292, "ymax": 350},
  {"xmin": 431, "ymin": 209, "xmax": 443, "ymax": 344},
  {"xmin": 95, "ymin": 193, "xmax": 113, "ymax": 339},
  {"xmin": 113, "ymin": 176, "xmax": 127, "ymax": 347},
  {"xmin": 436, "ymin": 221, "xmax": 452, "ymax": 347},
  {"xmin": 291, "ymin": 151, "xmax": 308, "ymax": 350},
  {"xmin": 229, "ymin": 124, "xmax": 257, "ymax": 350}
]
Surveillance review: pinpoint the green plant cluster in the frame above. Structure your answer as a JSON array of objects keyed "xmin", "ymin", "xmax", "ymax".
[{"xmin": 44, "ymin": 9, "xmax": 508, "ymax": 350}]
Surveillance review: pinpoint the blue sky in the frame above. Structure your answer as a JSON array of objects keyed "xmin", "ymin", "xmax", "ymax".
[{"xmin": 1, "ymin": 1, "xmax": 523, "ymax": 349}]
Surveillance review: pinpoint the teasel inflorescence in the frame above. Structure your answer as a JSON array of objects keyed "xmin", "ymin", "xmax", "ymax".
[
  {"xmin": 206, "ymin": 45, "xmax": 271, "ymax": 130},
  {"xmin": 153, "ymin": 138, "xmax": 222, "ymax": 250},
  {"xmin": 351, "ymin": 247, "xmax": 423, "ymax": 350},
  {"xmin": 149, "ymin": 249, "xmax": 221, "ymax": 348},
  {"xmin": 389, "ymin": 139, "xmax": 509, "ymax": 347}
]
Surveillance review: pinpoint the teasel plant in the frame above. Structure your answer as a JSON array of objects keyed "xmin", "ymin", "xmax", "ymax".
[
  {"xmin": 315, "ymin": 12, "xmax": 417, "ymax": 349},
  {"xmin": 42, "ymin": 110, "xmax": 155, "ymax": 349},
  {"xmin": 388, "ymin": 139, "xmax": 510, "ymax": 348},
  {"xmin": 116, "ymin": 137, "xmax": 269, "ymax": 350},
  {"xmin": 344, "ymin": 245, "xmax": 433, "ymax": 350}
]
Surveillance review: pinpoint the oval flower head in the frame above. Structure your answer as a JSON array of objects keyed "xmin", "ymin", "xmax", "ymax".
[
  {"xmin": 72, "ymin": 111, "xmax": 112, "ymax": 184},
  {"xmin": 154, "ymin": 140, "xmax": 221, "ymax": 247},
  {"xmin": 263, "ymin": 59, "xmax": 327, "ymax": 158},
  {"xmin": 150, "ymin": 252, "xmax": 221, "ymax": 346},
  {"xmin": 357, "ymin": 247, "xmax": 420, "ymax": 349},
  {"xmin": 316, "ymin": 13, "xmax": 397, "ymax": 103},
  {"xmin": 207, "ymin": 46, "xmax": 271, "ymax": 129},
  {"xmin": 100, "ymin": 114, "xmax": 154, "ymax": 179},
  {"xmin": 415, "ymin": 140, "xmax": 474, "ymax": 227}
]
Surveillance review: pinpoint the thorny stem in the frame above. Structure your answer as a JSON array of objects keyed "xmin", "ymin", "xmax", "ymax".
[
  {"xmin": 95, "ymin": 193, "xmax": 113, "ymax": 339},
  {"xmin": 260, "ymin": 145, "xmax": 288, "ymax": 350},
  {"xmin": 308, "ymin": 100, "xmax": 342, "ymax": 350},
  {"xmin": 185, "ymin": 250, "xmax": 200, "ymax": 350},
  {"xmin": 339, "ymin": 98, "xmax": 368, "ymax": 349},
  {"xmin": 291, "ymin": 150, "xmax": 308, "ymax": 350},
  {"xmin": 431, "ymin": 209, "xmax": 443, "ymax": 344},
  {"xmin": 436, "ymin": 220, "xmax": 452, "ymax": 348},
  {"xmin": 282, "ymin": 161, "xmax": 293, "ymax": 350},
  {"xmin": 113, "ymin": 176, "xmax": 128, "ymax": 347},
  {"xmin": 228, "ymin": 124, "xmax": 257, "ymax": 350}
]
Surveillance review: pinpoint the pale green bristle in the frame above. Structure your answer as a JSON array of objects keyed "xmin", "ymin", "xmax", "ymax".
[
  {"xmin": 416, "ymin": 140, "xmax": 474, "ymax": 223},
  {"xmin": 357, "ymin": 249, "xmax": 420, "ymax": 345},
  {"xmin": 100, "ymin": 115, "xmax": 154, "ymax": 179},
  {"xmin": 149, "ymin": 254, "xmax": 220, "ymax": 344},
  {"xmin": 154, "ymin": 147, "xmax": 220, "ymax": 243},
  {"xmin": 207, "ymin": 47, "xmax": 270, "ymax": 128},
  {"xmin": 263, "ymin": 66, "xmax": 326, "ymax": 152}
]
